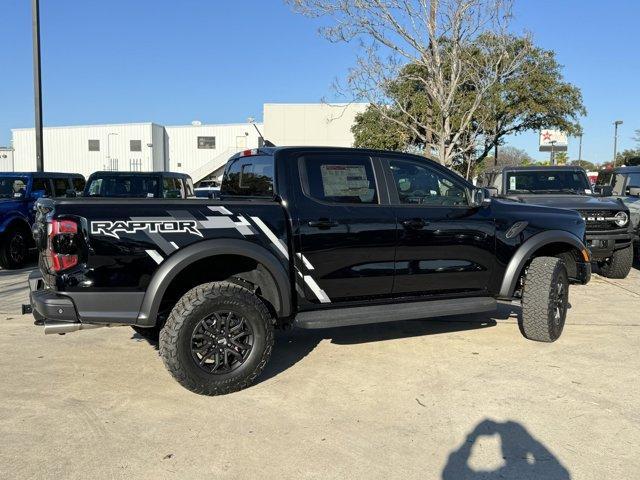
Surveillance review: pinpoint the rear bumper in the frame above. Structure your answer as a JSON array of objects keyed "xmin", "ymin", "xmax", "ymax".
[
  {"xmin": 28, "ymin": 271, "xmax": 79, "ymax": 323},
  {"xmin": 586, "ymin": 231, "xmax": 633, "ymax": 260},
  {"xmin": 26, "ymin": 270, "xmax": 145, "ymax": 333}
]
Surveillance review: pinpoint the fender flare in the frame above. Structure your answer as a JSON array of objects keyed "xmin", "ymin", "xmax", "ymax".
[
  {"xmin": 136, "ymin": 238, "xmax": 292, "ymax": 326},
  {"xmin": 499, "ymin": 230, "xmax": 587, "ymax": 298},
  {"xmin": 0, "ymin": 213, "xmax": 31, "ymax": 238}
]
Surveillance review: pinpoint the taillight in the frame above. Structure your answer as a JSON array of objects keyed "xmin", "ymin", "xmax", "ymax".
[{"xmin": 47, "ymin": 219, "xmax": 79, "ymax": 272}]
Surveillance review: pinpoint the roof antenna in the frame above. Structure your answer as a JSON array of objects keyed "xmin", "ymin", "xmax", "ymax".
[{"xmin": 249, "ymin": 119, "xmax": 276, "ymax": 147}]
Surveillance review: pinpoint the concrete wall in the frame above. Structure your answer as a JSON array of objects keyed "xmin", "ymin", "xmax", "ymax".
[
  {"xmin": 12, "ymin": 123, "xmax": 156, "ymax": 178},
  {"xmin": 165, "ymin": 123, "xmax": 262, "ymax": 182},
  {"xmin": 0, "ymin": 148, "xmax": 13, "ymax": 171},
  {"xmin": 263, "ymin": 103, "xmax": 368, "ymax": 147}
]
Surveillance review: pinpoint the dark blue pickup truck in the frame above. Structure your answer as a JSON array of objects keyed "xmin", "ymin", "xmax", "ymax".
[{"xmin": 0, "ymin": 172, "xmax": 84, "ymax": 269}]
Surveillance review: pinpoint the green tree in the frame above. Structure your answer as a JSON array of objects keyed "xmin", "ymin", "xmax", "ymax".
[
  {"xmin": 569, "ymin": 159, "xmax": 598, "ymax": 171},
  {"xmin": 351, "ymin": 36, "xmax": 585, "ymax": 176},
  {"xmin": 554, "ymin": 152, "xmax": 569, "ymax": 165}
]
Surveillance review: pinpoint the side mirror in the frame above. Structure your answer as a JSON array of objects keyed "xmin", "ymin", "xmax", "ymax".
[
  {"xmin": 470, "ymin": 188, "xmax": 486, "ymax": 207},
  {"xmin": 600, "ymin": 185, "xmax": 613, "ymax": 197},
  {"xmin": 484, "ymin": 187, "xmax": 498, "ymax": 198},
  {"xmin": 627, "ymin": 186, "xmax": 640, "ymax": 197},
  {"xmin": 65, "ymin": 189, "xmax": 77, "ymax": 198}
]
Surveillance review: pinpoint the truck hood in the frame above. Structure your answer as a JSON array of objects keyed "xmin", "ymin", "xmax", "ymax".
[{"xmin": 505, "ymin": 194, "xmax": 626, "ymax": 211}]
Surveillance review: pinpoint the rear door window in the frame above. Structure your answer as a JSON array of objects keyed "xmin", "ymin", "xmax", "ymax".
[
  {"xmin": 300, "ymin": 154, "xmax": 378, "ymax": 204},
  {"xmin": 72, "ymin": 177, "xmax": 85, "ymax": 194},
  {"xmin": 53, "ymin": 178, "xmax": 70, "ymax": 197},
  {"xmin": 31, "ymin": 178, "xmax": 53, "ymax": 197}
]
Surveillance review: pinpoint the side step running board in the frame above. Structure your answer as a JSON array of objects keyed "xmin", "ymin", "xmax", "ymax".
[{"xmin": 294, "ymin": 297, "xmax": 497, "ymax": 329}]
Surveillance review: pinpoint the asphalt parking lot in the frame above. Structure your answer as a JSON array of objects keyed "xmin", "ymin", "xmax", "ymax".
[{"xmin": 1, "ymin": 264, "xmax": 639, "ymax": 480}]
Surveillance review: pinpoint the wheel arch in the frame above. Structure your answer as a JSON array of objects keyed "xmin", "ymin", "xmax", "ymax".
[
  {"xmin": 0, "ymin": 213, "xmax": 31, "ymax": 237},
  {"xmin": 499, "ymin": 230, "xmax": 588, "ymax": 299},
  {"xmin": 136, "ymin": 238, "xmax": 292, "ymax": 327}
]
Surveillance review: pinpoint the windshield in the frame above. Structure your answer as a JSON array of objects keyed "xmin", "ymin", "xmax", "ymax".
[
  {"xmin": 505, "ymin": 170, "xmax": 591, "ymax": 194},
  {"xmin": 0, "ymin": 177, "xmax": 28, "ymax": 199},
  {"xmin": 85, "ymin": 176, "xmax": 159, "ymax": 198}
]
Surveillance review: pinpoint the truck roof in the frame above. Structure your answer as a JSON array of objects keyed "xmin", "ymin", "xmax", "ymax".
[
  {"xmin": 86, "ymin": 171, "xmax": 191, "ymax": 179},
  {"xmin": 227, "ymin": 146, "xmax": 441, "ymax": 162},
  {"xmin": 0, "ymin": 171, "xmax": 84, "ymax": 178},
  {"xmin": 485, "ymin": 165, "xmax": 587, "ymax": 173}
]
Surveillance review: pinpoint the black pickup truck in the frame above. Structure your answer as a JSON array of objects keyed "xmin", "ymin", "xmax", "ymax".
[
  {"xmin": 27, "ymin": 147, "xmax": 591, "ymax": 395},
  {"xmin": 479, "ymin": 166, "xmax": 634, "ymax": 279}
]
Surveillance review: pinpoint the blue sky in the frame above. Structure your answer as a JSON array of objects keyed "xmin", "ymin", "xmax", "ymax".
[{"xmin": 1, "ymin": 0, "xmax": 639, "ymax": 164}]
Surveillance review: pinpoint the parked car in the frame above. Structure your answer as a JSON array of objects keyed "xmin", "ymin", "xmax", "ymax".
[
  {"xmin": 594, "ymin": 166, "xmax": 640, "ymax": 258},
  {"xmin": 0, "ymin": 172, "xmax": 84, "ymax": 269},
  {"xmin": 194, "ymin": 179, "xmax": 221, "ymax": 199},
  {"xmin": 84, "ymin": 171, "xmax": 195, "ymax": 199},
  {"xmin": 479, "ymin": 165, "xmax": 634, "ymax": 279},
  {"xmin": 27, "ymin": 147, "xmax": 591, "ymax": 395}
]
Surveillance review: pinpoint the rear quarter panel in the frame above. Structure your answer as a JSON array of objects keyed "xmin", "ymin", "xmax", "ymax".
[{"xmin": 46, "ymin": 199, "xmax": 291, "ymax": 292}]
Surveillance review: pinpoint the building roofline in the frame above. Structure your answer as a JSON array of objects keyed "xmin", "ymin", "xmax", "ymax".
[
  {"xmin": 164, "ymin": 122, "xmax": 264, "ymax": 129},
  {"xmin": 11, "ymin": 122, "xmax": 157, "ymax": 132}
]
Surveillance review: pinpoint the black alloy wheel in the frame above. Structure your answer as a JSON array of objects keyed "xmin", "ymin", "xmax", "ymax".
[{"xmin": 190, "ymin": 311, "xmax": 254, "ymax": 374}]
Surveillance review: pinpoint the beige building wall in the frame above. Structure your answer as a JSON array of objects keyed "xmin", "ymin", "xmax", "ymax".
[{"xmin": 263, "ymin": 103, "xmax": 368, "ymax": 147}]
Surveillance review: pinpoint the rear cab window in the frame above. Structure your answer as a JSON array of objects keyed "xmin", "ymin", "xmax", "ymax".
[
  {"xmin": 86, "ymin": 175, "xmax": 160, "ymax": 197},
  {"xmin": 221, "ymin": 155, "xmax": 275, "ymax": 197}
]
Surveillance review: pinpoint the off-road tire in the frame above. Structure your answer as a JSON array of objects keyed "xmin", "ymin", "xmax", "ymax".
[
  {"xmin": 520, "ymin": 256, "xmax": 569, "ymax": 343},
  {"xmin": 599, "ymin": 245, "xmax": 633, "ymax": 279},
  {"xmin": 0, "ymin": 228, "xmax": 29, "ymax": 269},
  {"xmin": 131, "ymin": 325, "xmax": 161, "ymax": 342},
  {"xmin": 159, "ymin": 281, "xmax": 274, "ymax": 395}
]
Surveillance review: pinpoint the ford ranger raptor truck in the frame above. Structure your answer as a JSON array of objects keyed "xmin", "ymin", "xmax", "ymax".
[
  {"xmin": 27, "ymin": 147, "xmax": 591, "ymax": 395},
  {"xmin": 479, "ymin": 165, "xmax": 634, "ymax": 279}
]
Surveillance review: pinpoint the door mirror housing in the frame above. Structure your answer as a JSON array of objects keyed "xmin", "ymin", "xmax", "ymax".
[
  {"xmin": 470, "ymin": 188, "xmax": 487, "ymax": 207},
  {"xmin": 599, "ymin": 185, "xmax": 613, "ymax": 197},
  {"xmin": 484, "ymin": 187, "xmax": 498, "ymax": 198},
  {"xmin": 627, "ymin": 186, "xmax": 640, "ymax": 197}
]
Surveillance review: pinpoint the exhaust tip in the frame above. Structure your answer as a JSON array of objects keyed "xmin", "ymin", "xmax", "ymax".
[{"xmin": 44, "ymin": 322, "xmax": 105, "ymax": 335}]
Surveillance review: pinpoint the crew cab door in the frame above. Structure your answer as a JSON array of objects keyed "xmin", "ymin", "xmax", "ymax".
[
  {"xmin": 289, "ymin": 151, "xmax": 396, "ymax": 304},
  {"xmin": 380, "ymin": 155, "xmax": 496, "ymax": 297}
]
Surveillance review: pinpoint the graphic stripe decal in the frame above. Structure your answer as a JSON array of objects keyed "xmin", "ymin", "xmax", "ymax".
[
  {"xmin": 250, "ymin": 216, "xmax": 289, "ymax": 259},
  {"xmin": 300, "ymin": 272, "xmax": 331, "ymax": 303},
  {"xmin": 169, "ymin": 241, "xmax": 179, "ymax": 250},
  {"xmin": 296, "ymin": 252, "xmax": 314, "ymax": 270},
  {"xmin": 145, "ymin": 249, "xmax": 164, "ymax": 264}
]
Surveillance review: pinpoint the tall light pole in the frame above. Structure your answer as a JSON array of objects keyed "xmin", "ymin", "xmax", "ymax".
[
  {"xmin": 613, "ymin": 120, "xmax": 623, "ymax": 166},
  {"xmin": 577, "ymin": 133, "xmax": 583, "ymax": 162},
  {"xmin": 550, "ymin": 140, "xmax": 557, "ymax": 165},
  {"xmin": 31, "ymin": 0, "xmax": 44, "ymax": 171}
]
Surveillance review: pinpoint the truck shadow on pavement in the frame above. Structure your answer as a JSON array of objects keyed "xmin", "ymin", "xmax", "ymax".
[
  {"xmin": 130, "ymin": 304, "xmax": 518, "ymax": 384},
  {"xmin": 442, "ymin": 418, "xmax": 570, "ymax": 479},
  {"xmin": 258, "ymin": 303, "xmax": 517, "ymax": 385}
]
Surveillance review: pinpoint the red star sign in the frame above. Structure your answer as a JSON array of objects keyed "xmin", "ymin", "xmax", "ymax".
[{"xmin": 542, "ymin": 131, "xmax": 552, "ymax": 141}]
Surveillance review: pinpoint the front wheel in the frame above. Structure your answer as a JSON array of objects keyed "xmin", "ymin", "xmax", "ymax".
[
  {"xmin": 159, "ymin": 281, "xmax": 274, "ymax": 395},
  {"xmin": 599, "ymin": 245, "xmax": 633, "ymax": 279},
  {"xmin": 520, "ymin": 256, "xmax": 569, "ymax": 343},
  {"xmin": 0, "ymin": 229, "xmax": 29, "ymax": 269}
]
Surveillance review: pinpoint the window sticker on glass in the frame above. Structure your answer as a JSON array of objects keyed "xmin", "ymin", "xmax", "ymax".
[
  {"xmin": 320, "ymin": 164, "xmax": 371, "ymax": 197},
  {"xmin": 509, "ymin": 176, "xmax": 517, "ymax": 190}
]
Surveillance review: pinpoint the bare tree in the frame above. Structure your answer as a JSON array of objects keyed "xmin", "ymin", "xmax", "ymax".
[{"xmin": 288, "ymin": 0, "xmax": 530, "ymax": 165}]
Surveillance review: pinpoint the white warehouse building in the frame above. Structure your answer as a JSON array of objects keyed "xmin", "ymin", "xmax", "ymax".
[{"xmin": 9, "ymin": 103, "xmax": 367, "ymax": 183}]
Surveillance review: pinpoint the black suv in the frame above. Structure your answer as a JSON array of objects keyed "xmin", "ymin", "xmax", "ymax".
[
  {"xmin": 84, "ymin": 171, "xmax": 195, "ymax": 199},
  {"xmin": 594, "ymin": 166, "xmax": 640, "ymax": 258},
  {"xmin": 479, "ymin": 165, "xmax": 634, "ymax": 278}
]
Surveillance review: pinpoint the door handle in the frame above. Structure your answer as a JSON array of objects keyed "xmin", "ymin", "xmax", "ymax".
[
  {"xmin": 401, "ymin": 218, "xmax": 428, "ymax": 230},
  {"xmin": 308, "ymin": 219, "xmax": 339, "ymax": 229}
]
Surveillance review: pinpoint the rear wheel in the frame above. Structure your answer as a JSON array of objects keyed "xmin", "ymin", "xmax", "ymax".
[
  {"xmin": 159, "ymin": 281, "xmax": 274, "ymax": 395},
  {"xmin": 599, "ymin": 245, "xmax": 633, "ymax": 279},
  {"xmin": 0, "ymin": 228, "xmax": 29, "ymax": 269},
  {"xmin": 520, "ymin": 256, "xmax": 569, "ymax": 343}
]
